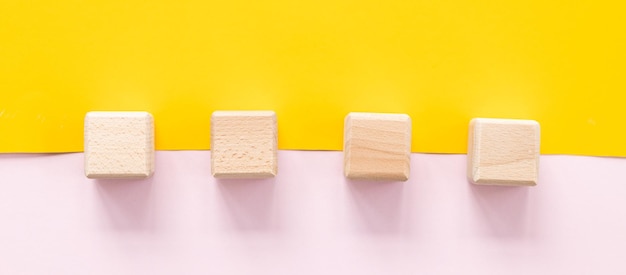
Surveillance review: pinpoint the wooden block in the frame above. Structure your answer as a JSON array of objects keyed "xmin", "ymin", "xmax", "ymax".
[
  {"xmin": 211, "ymin": 111, "xmax": 277, "ymax": 178},
  {"xmin": 344, "ymin": 112, "xmax": 411, "ymax": 181},
  {"xmin": 84, "ymin": 111, "xmax": 155, "ymax": 179},
  {"xmin": 467, "ymin": 118, "xmax": 540, "ymax": 186}
]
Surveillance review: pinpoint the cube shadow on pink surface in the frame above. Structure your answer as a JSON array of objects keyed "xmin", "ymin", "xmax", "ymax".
[
  {"xmin": 216, "ymin": 178, "xmax": 277, "ymax": 232},
  {"xmin": 93, "ymin": 177, "xmax": 155, "ymax": 231},
  {"xmin": 345, "ymin": 179, "xmax": 408, "ymax": 235}
]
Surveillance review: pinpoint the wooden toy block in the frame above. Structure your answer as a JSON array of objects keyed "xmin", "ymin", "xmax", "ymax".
[
  {"xmin": 84, "ymin": 112, "xmax": 155, "ymax": 179},
  {"xmin": 467, "ymin": 118, "xmax": 540, "ymax": 186},
  {"xmin": 211, "ymin": 111, "xmax": 277, "ymax": 178},
  {"xmin": 343, "ymin": 112, "xmax": 411, "ymax": 181}
]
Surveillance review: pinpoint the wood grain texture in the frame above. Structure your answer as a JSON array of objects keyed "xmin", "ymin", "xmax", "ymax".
[
  {"xmin": 344, "ymin": 112, "xmax": 411, "ymax": 181},
  {"xmin": 211, "ymin": 111, "xmax": 277, "ymax": 178},
  {"xmin": 84, "ymin": 112, "xmax": 154, "ymax": 179},
  {"xmin": 467, "ymin": 118, "xmax": 540, "ymax": 186}
]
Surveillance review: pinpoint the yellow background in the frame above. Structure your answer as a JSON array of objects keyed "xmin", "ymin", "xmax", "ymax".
[{"xmin": 1, "ymin": 0, "xmax": 625, "ymax": 155}]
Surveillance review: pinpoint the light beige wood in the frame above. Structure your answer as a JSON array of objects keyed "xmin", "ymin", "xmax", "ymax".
[
  {"xmin": 211, "ymin": 111, "xmax": 277, "ymax": 178},
  {"xmin": 84, "ymin": 111, "xmax": 155, "ymax": 179},
  {"xmin": 343, "ymin": 112, "xmax": 411, "ymax": 181},
  {"xmin": 467, "ymin": 118, "xmax": 540, "ymax": 186}
]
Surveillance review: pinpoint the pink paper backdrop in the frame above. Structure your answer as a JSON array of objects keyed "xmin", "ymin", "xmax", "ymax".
[{"xmin": 0, "ymin": 151, "xmax": 625, "ymax": 274}]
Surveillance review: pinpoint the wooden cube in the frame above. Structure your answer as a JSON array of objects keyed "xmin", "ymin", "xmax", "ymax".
[
  {"xmin": 211, "ymin": 111, "xmax": 277, "ymax": 178},
  {"xmin": 84, "ymin": 111, "xmax": 155, "ymax": 179},
  {"xmin": 467, "ymin": 118, "xmax": 540, "ymax": 186},
  {"xmin": 343, "ymin": 112, "xmax": 411, "ymax": 181}
]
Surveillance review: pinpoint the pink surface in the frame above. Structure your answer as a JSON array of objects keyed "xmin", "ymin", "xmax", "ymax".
[{"xmin": 0, "ymin": 151, "xmax": 625, "ymax": 274}]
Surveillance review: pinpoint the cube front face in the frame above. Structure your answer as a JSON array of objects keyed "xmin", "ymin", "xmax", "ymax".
[
  {"xmin": 468, "ymin": 118, "xmax": 540, "ymax": 186},
  {"xmin": 211, "ymin": 111, "xmax": 277, "ymax": 178},
  {"xmin": 344, "ymin": 112, "xmax": 411, "ymax": 181},
  {"xmin": 84, "ymin": 112, "xmax": 155, "ymax": 179}
]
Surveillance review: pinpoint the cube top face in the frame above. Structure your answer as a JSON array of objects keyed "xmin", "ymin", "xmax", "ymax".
[
  {"xmin": 344, "ymin": 112, "xmax": 411, "ymax": 181},
  {"xmin": 211, "ymin": 111, "xmax": 277, "ymax": 178},
  {"xmin": 84, "ymin": 111, "xmax": 155, "ymax": 179},
  {"xmin": 468, "ymin": 118, "xmax": 540, "ymax": 186}
]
